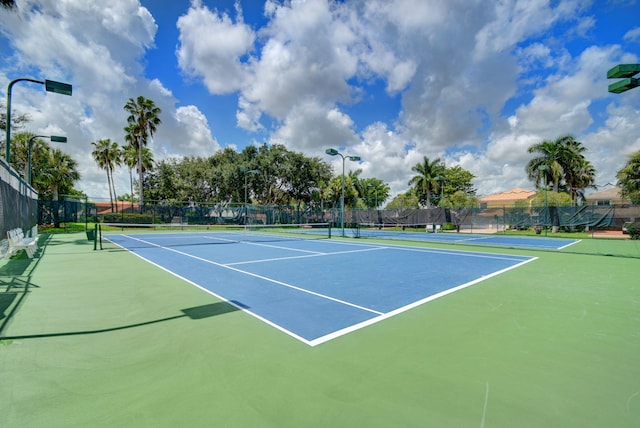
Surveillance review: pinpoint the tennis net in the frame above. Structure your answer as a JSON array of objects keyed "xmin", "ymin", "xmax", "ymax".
[{"xmin": 100, "ymin": 222, "xmax": 332, "ymax": 248}]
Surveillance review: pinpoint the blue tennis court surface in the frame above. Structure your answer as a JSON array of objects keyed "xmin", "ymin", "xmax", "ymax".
[
  {"xmin": 355, "ymin": 228, "xmax": 579, "ymax": 250},
  {"xmin": 106, "ymin": 232, "xmax": 536, "ymax": 346}
]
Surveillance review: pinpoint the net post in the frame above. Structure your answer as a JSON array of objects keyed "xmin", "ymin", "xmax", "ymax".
[{"xmin": 93, "ymin": 223, "xmax": 98, "ymax": 251}]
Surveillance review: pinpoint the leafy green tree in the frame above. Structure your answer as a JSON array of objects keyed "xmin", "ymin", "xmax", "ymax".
[
  {"xmin": 145, "ymin": 159, "xmax": 181, "ymax": 204},
  {"xmin": 283, "ymin": 151, "xmax": 333, "ymax": 211},
  {"xmin": 442, "ymin": 190, "xmax": 478, "ymax": 208},
  {"xmin": 324, "ymin": 175, "xmax": 359, "ymax": 208},
  {"xmin": 6, "ymin": 132, "xmax": 33, "ymax": 179},
  {"xmin": 37, "ymin": 148, "xmax": 80, "ymax": 227},
  {"xmin": 360, "ymin": 177, "xmax": 390, "ymax": 209},
  {"xmin": 442, "ymin": 166, "xmax": 476, "ymax": 199},
  {"xmin": 530, "ymin": 190, "xmax": 572, "ymax": 207},
  {"xmin": 124, "ymin": 96, "xmax": 161, "ymax": 206},
  {"xmin": 616, "ymin": 151, "xmax": 640, "ymax": 204},
  {"xmin": 386, "ymin": 190, "xmax": 419, "ymax": 209},
  {"xmin": 91, "ymin": 139, "xmax": 122, "ymax": 211},
  {"xmin": 408, "ymin": 156, "xmax": 446, "ymax": 208}
]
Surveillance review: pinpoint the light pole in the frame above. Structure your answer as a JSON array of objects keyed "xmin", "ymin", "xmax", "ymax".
[
  {"xmin": 5, "ymin": 77, "xmax": 72, "ymax": 164},
  {"xmin": 27, "ymin": 134, "xmax": 67, "ymax": 185},
  {"xmin": 368, "ymin": 183, "xmax": 378, "ymax": 209},
  {"xmin": 240, "ymin": 167, "xmax": 259, "ymax": 226},
  {"xmin": 325, "ymin": 148, "xmax": 361, "ymax": 237},
  {"xmin": 434, "ymin": 176, "xmax": 445, "ymax": 204},
  {"xmin": 537, "ymin": 165, "xmax": 549, "ymax": 236}
]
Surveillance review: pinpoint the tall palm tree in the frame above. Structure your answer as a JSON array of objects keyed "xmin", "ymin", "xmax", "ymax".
[
  {"xmin": 565, "ymin": 156, "xmax": 596, "ymax": 205},
  {"xmin": 124, "ymin": 96, "xmax": 161, "ymax": 207},
  {"xmin": 526, "ymin": 135, "xmax": 595, "ymax": 202},
  {"xmin": 91, "ymin": 139, "xmax": 121, "ymax": 212},
  {"xmin": 122, "ymin": 142, "xmax": 153, "ymax": 208},
  {"xmin": 526, "ymin": 139, "xmax": 566, "ymax": 192},
  {"xmin": 408, "ymin": 156, "xmax": 446, "ymax": 208}
]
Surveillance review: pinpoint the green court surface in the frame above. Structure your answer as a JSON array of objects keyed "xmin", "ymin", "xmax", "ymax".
[{"xmin": 1, "ymin": 232, "xmax": 639, "ymax": 427}]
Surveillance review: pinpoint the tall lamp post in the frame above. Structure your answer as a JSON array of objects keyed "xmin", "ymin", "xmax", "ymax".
[
  {"xmin": 27, "ymin": 134, "xmax": 67, "ymax": 185},
  {"xmin": 537, "ymin": 165, "xmax": 549, "ymax": 236},
  {"xmin": 6, "ymin": 77, "xmax": 72, "ymax": 164},
  {"xmin": 240, "ymin": 166, "xmax": 260, "ymax": 226},
  {"xmin": 368, "ymin": 183, "xmax": 378, "ymax": 209},
  {"xmin": 325, "ymin": 148, "xmax": 361, "ymax": 237}
]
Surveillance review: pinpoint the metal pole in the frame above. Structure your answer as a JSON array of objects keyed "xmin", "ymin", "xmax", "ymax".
[
  {"xmin": 244, "ymin": 171, "xmax": 248, "ymax": 226},
  {"xmin": 6, "ymin": 78, "xmax": 45, "ymax": 164},
  {"xmin": 341, "ymin": 154, "xmax": 345, "ymax": 237}
]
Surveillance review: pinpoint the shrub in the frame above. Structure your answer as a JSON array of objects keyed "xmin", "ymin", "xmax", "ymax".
[{"xmin": 627, "ymin": 222, "xmax": 640, "ymax": 240}]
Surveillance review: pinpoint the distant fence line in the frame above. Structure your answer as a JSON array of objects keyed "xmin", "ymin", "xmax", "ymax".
[{"xmin": 37, "ymin": 199, "xmax": 640, "ymax": 232}]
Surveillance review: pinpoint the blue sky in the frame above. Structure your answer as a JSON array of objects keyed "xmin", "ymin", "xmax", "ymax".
[{"xmin": 1, "ymin": 0, "xmax": 640, "ymax": 201}]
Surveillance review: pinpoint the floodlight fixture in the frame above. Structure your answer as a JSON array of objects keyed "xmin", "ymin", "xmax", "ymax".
[
  {"xmin": 607, "ymin": 64, "xmax": 640, "ymax": 94},
  {"xmin": 607, "ymin": 64, "xmax": 640, "ymax": 79}
]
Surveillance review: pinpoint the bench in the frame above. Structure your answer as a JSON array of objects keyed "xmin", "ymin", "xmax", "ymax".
[
  {"xmin": 6, "ymin": 228, "xmax": 38, "ymax": 258},
  {"xmin": 425, "ymin": 224, "xmax": 441, "ymax": 233}
]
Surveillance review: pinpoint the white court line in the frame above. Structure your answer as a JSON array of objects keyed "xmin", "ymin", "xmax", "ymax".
[
  {"xmin": 227, "ymin": 246, "xmax": 388, "ymax": 266},
  {"xmin": 558, "ymin": 239, "xmax": 581, "ymax": 250},
  {"xmin": 116, "ymin": 234, "xmax": 384, "ymax": 317}
]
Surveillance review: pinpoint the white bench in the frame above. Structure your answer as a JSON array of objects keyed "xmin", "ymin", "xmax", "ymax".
[
  {"xmin": 425, "ymin": 224, "xmax": 441, "ymax": 233},
  {"xmin": 6, "ymin": 228, "xmax": 38, "ymax": 258}
]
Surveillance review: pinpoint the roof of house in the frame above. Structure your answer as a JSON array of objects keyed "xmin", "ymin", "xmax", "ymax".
[
  {"xmin": 585, "ymin": 186, "xmax": 624, "ymax": 201},
  {"xmin": 479, "ymin": 187, "xmax": 537, "ymax": 202}
]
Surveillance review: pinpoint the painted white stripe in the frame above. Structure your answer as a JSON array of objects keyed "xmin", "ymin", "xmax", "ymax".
[{"xmin": 227, "ymin": 246, "xmax": 388, "ymax": 266}]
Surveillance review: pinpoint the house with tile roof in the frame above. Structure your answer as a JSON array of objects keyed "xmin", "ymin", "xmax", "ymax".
[
  {"xmin": 478, "ymin": 187, "xmax": 537, "ymax": 208},
  {"xmin": 584, "ymin": 186, "xmax": 630, "ymax": 206}
]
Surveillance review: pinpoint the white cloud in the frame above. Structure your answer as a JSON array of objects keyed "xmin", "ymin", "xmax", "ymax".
[
  {"xmin": 176, "ymin": 2, "xmax": 255, "ymax": 94},
  {"xmin": 623, "ymin": 26, "xmax": 640, "ymax": 43},
  {"xmin": 271, "ymin": 100, "xmax": 358, "ymax": 150}
]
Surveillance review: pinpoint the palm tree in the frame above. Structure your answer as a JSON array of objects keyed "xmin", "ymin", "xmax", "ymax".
[
  {"xmin": 408, "ymin": 156, "xmax": 446, "ymax": 208},
  {"xmin": 91, "ymin": 139, "xmax": 121, "ymax": 212},
  {"xmin": 526, "ymin": 135, "xmax": 595, "ymax": 203},
  {"xmin": 526, "ymin": 139, "xmax": 565, "ymax": 192},
  {"xmin": 617, "ymin": 151, "xmax": 640, "ymax": 204},
  {"xmin": 124, "ymin": 96, "xmax": 161, "ymax": 207},
  {"xmin": 122, "ymin": 142, "xmax": 153, "ymax": 208},
  {"xmin": 565, "ymin": 156, "xmax": 596, "ymax": 205},
  {"xmin": 39, "ymin": 148, "xmax": 80, "ymax": 227}
]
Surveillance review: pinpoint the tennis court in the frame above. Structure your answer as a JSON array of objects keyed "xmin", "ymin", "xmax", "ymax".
[
  {"xmin": 354, "ymin": 225, "xmax": 580, "ymax": 249},
  {"xmin": 106, "ymin": 229, "xmax": 534, "ymax": 346}
]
